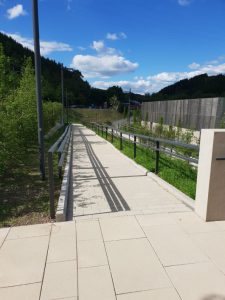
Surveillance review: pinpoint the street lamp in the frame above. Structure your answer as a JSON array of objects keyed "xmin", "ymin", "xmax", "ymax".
[
  {"xmin": 65, "ymin": 67, "xmax": 74, "ymax": 124},
  {"xmin": 125, "ymin": 89, "xmax": 132, "ymax": 128},
  {"xmin": 32, "ymin": 0, "xmax": 45, "ymax": 180},
  {"xmin": 61, "ymin": 64, "xmax": 64, "ymax": 125},
  {"xmin": 61, "ymin": 66, "xmax": 74, "ymax": 125}
]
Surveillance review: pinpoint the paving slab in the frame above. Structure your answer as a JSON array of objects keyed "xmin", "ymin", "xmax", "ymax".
[
  {"xmin": 0, "ymin": 228, "xmax": 10, "ymax": 247},
  {"xmin": 190, "ymin": 231, "xmax": 225, "ymax": 274},
  {"xmin": 0, "ymin": 236, "xmax": 48, "ymax": 287},
  {"xmin": 100, "ymin": 216, "xmax": 145, "ymax": 241},
  {"xmin": 105, "ymin": 238, "xmax": 171, "ymax": 294},
  {"xmin": 170, "ymin": 212, "xmax": 220, "ymax": 233},
  {"xmin": 78, "ymin": 239, "xmax": 108, "ymax": 268},
  {"xmin": 7, "ymin": 223, "xmax": 51, "ymax": 240},
  {"xmin": 47, "ymin": 233, "xmax": 76, "ymax": 263},
  {"xmin": 76, "ymin": 220, "xmax": 102, "ymax": 241},
  {"xmin": 0, "ymin": 283, "xmax": 41, "ymax": 300},
  {"xmin": 78, "ymin": 266, "xmax": 116, "ymax": 300},
  {"xmin": 41, "ymin": 260, "xmax": 77, "ymax": 300},
  {"xmin": 136, "ymin": 213, "xmax": 177, "ymax": 227},
  {"xmin": 51, "ymin": 221, "xmax": 76, "ymax": 236},
  {"xmin": 166, "ymin": 262, "xmax": 225, "ymax": 300},
  {"xmin": 215, "ymin": 220, "xmax": 225, "ymax": 230},
  {"xmin": 144, "ymin": 224, "xmax": 208, "ymax": 266},
  {"xmin": 117, "ymin": 288, "xmax": 181, "ymax": 300}
]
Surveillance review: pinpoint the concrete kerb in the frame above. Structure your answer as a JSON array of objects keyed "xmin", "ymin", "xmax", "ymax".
[
  {"xmin": 56, "ymin": 126, "xmax": 73, "ymax": 222},
  {"xmin": 87, "ymin": 125, "xmax": 195, "ymax": 211},
  {"xmin": 147, "ymin": 173, "xmax": 195, "ymax": 210}
]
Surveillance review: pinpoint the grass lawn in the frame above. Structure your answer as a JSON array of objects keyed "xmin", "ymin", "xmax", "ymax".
[
  {"xmin": 94, "ymin": 127, "xmax": 197, "ymax": 199},
  {"xmin": 0, "ymin": 129, "xmax": 64, "ymax": 228},
  {"xmin": 69, "ymin": 108, "xmax": 123, "ymax": 124}
]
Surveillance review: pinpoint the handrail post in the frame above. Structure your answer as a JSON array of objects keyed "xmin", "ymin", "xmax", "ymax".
[
  {"xmin": 155, "ymin": 140, "xmax": 160, "ymax": 174},
  {"xmin": 97, "ymin": 124, "xmax": 99, "ymax": 135},
  {"xmin": 120, "ymin": 132, "xmax": 123, "ymax": 150},
  {"xmin": 106, "ymin": 126, "xmax": 108, "ymax": 140},
  {"xmin": 102, "ymin": 125, "xmax": 103, "ymax": 137},
  {"xmin": 112, "ymin": 128, "xmax": 114, "ymax": 143},
  {"xmin": 134, "ymin": 135, "xmax": 137, "ymax": 159},
  {"xmin": 48, "ymin": 151, "xmax": 55, "ymax": 219}
]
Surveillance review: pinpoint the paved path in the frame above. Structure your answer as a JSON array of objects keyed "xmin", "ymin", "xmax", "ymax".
[
  {"xmin": 72, "ymin": 124, "xmax": 189, "ymax": 218},
  {"xmin": 1, "ymin": 124, "xmax": 225, "ymax": 299}
]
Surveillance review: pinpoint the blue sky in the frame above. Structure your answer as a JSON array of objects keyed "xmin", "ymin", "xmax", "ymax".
[{"xmin": 1, "ymin": 0, "xmax": 225, "ymax": 94}]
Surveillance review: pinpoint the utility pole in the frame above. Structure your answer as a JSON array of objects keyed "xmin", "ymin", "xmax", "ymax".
[
  {"xmin": 61, "ymin": 64, "xmax": 64, "ymax": 125},
  {"xmin": 32, "ymin": 0, "xmax": 45, "ymax": 180},
  {"xmin": 66, "ymin": 88, "xmax": 68, "ymax": 124},
  {"xmin": 128, "ymin": 88, "xmax": 131, "ymax": 128}
]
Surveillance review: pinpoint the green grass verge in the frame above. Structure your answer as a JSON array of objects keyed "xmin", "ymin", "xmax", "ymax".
[
  {"xmin": 95, "ymin": 127, "xmax": 197, "ymax": 200},
  {"xmin": 68, "ymin": 108, "xmax": 123, "ymax": 125}
]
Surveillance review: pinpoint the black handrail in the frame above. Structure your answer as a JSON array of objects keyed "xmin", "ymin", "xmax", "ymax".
[{"xmin": 89, "ymin": 122, "xmax": 199, "ymax": 174}]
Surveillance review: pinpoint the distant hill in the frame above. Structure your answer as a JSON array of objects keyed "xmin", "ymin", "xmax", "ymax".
[{"xmin": 144, "ymin": 74, "xmax": 225, "ymax": 102}]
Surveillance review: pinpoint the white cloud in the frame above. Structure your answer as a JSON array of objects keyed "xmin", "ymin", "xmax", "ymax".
[
  {"xmin": 71, "ymin": 54, "xmax": 138, "ymax": 78},
  {"xmin": 2, "ymin": 31, "xmax": 73, "ymax": 55},
  {"xmin": 78, "ymin": 46, "xmax": 86, "ymax": 51},
  {"xmin": 93, "ymin": 79, "xmax": 153, "ymax": 94},
  {"xmin": 91, "ymin": 40, "xmax": 105, "ymax": 52},
  {"xmin": 73, "ymin": 38, "xmax": 137, "ymax": 78},
  {"xmin": 188, "ymin": 62, "xmax": 200, "ymax": 70},
  {"xmin": 92, "ymin": 60, "xmax": 225, "ymax": 94},
  {"xmin": 67, "ymin": 0, "xmax": 72, "ymax": 10},
  {"xmin": 106, "ymin": 33, "xmax": 118, "ymax": 41},
  {"xmin": 106, "ymin": 32, "xmax": 127, "ymax": 40},
  {"xmin": 178, "ymin": 0, "xmax": 191, "ymax": 6},
  {"xmin": 120, "ymin": 32, "xmax": 127, "ymax": 39},
  {"xmin": 90, "ymin": 40, "xmax": 118, "ymax": 55},
  {"xmin": 7, "ymin": 4, "xmax": 26, "ymax": 20}
]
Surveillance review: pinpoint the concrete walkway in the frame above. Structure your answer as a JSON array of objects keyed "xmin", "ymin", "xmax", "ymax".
[
  {"xmin": 72, "ymin": 124, "xmax": 190, "ymax": 217},
  {"xmin": 1, "ymin": 124, "xmax": 225, "ymax": 299}
]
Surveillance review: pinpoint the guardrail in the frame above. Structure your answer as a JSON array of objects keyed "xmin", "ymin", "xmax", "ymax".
[
  {"xmin": 48, "ymin": 125, "xmax": 72, "ymax": 219},
  {"xmin": 89, "ymin": 122, "xmax": 199, "ymax": 175}
]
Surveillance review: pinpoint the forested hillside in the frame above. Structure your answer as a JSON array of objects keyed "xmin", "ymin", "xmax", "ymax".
[
  {"xmin": 0, "ymin": 32, "xmax": 91, "ymax": 105},
  {"xmin": 0, "ymin": 32, "xmax": 143, "ymax": 106},
  {"xmin": 145, "ymin": 74, "xmax": 225, "ymax": 102}
]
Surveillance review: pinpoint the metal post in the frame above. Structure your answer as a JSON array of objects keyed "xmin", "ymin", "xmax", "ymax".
[
  {"xmin": 112, "ymin": 128, "xmax": 114, "ymax": 143},
  {"xmin": 32, "ymin": 0, "xmax": 45, "ymax": 180},
  {"xmin": 128, "ymin": 89, "xmax": 131, "ymax": 127},
  {"xmin": 120, "ymin": 132, "xmax": 123, "ymax": 150},
  {"xmin": 106, "ymin": 127, "xmax": 108, "ymax": 140},
  {"xmin": 155, "ymin": 141, "xmax": 160, "ymax": 174},
  {"xmin": 66, "ymin": 88, "xmax": 68, "ymax": 124},
  {"xmin": 134, "ymin": 135, "xmax": 137, "ymax": 159},
  {"xmin": 97, "ymin": 125, "xmax": 99, "ymax": 135},
  {"xmin": 61, "ymin": 64, "xmax": 64, "ymax": 125},
  {"xmin": 102, "ymin": 125, "xmax": 103, "ymax": 137},
  {"xmin": 48, "ymin": 152, "xmax": 55, "ymax": 219}
]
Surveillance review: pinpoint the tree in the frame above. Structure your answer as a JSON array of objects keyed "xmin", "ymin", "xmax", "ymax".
[
  {"xmin": 0, "ymin": 43, "xmax": 14, "ymax": 104},
  {"xmin": 109, "ymin": 95, "xmax": 119, "ymax": 110}
]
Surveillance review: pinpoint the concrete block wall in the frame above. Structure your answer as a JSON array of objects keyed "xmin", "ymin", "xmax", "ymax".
[{"xmin": 141, "ymin": 97, "xmax": 225, "ymax": 130}]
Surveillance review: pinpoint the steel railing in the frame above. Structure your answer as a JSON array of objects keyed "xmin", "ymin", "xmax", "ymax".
[
  {"xmin": 88, "ymin": 122, "xmax": 199, "ymax": 175},
  {"xmin": 48, "ymin": 125, "xmax": 72, "ymax": 219}
]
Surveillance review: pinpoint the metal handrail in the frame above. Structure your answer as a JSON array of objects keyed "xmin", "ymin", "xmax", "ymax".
[
  {"xmin": 90, "ymin": 122, "xmax": 199, "ymax": 174},
  {"xmin": 48, "ymin": 125, "xmax": 72, "ymax": 219}
]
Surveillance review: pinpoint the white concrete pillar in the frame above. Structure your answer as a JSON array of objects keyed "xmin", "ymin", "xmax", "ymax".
[{"xmin": 195, "ymin": 129, "xmax": 225, "ymax": 221}]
